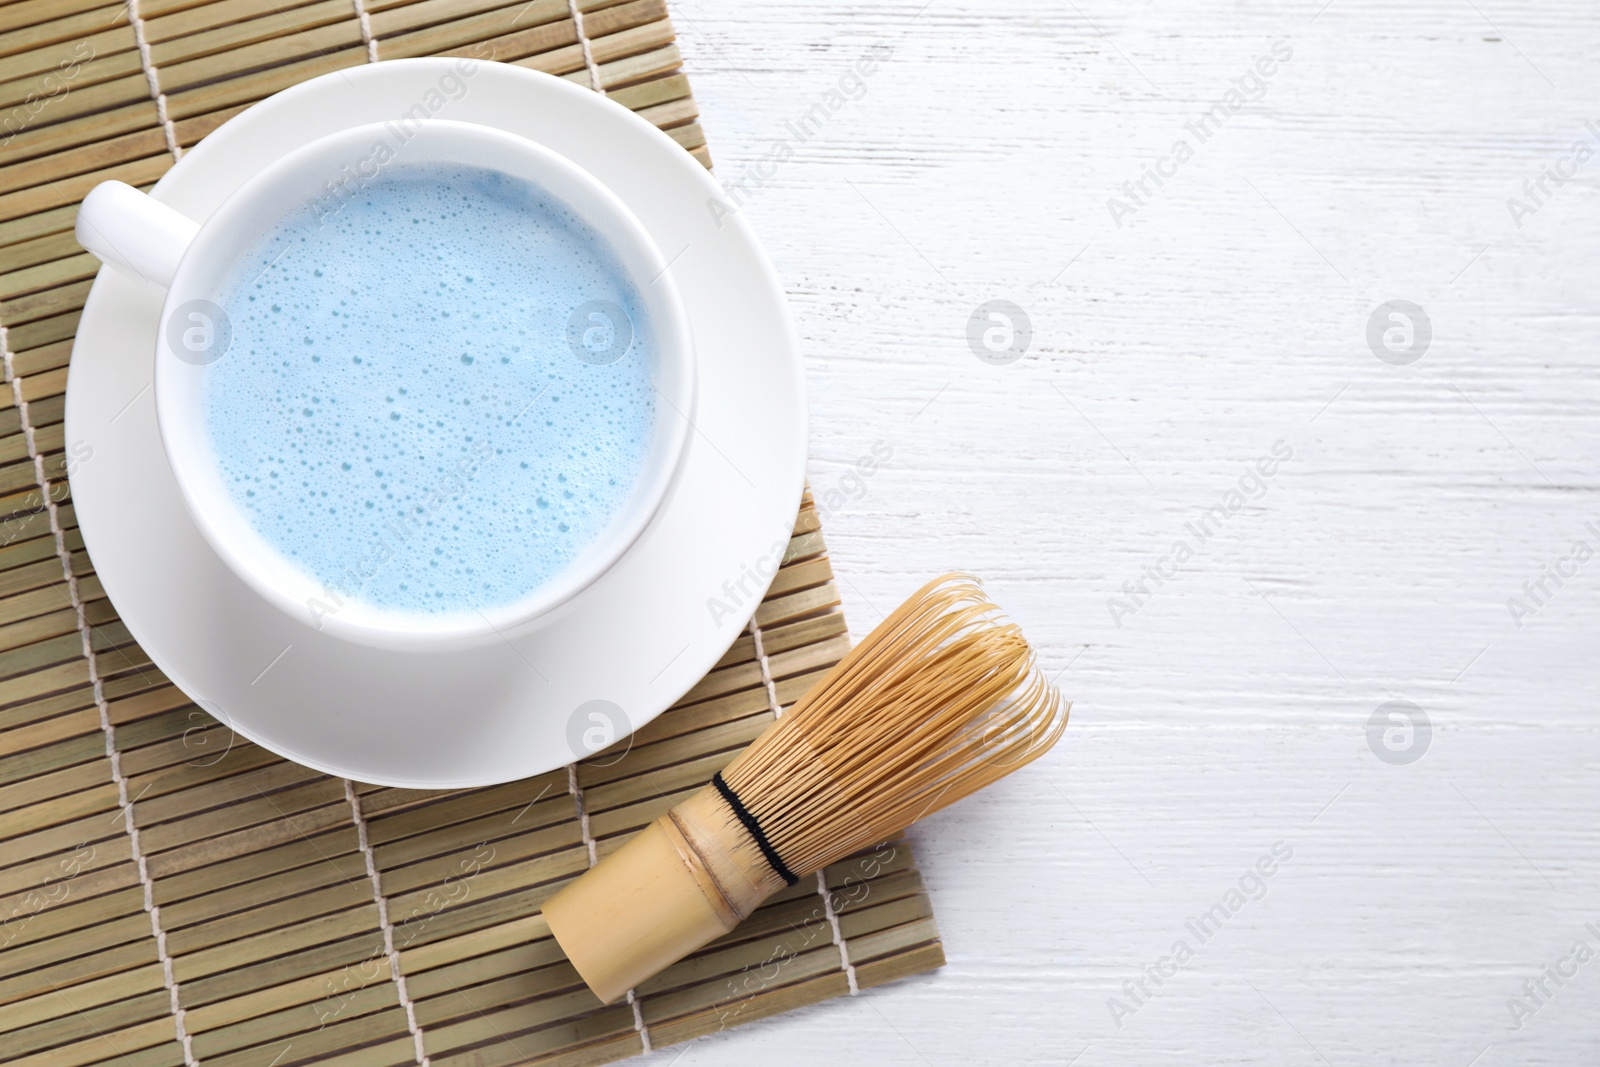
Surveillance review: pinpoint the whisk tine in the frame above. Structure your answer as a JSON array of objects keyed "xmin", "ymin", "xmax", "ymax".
[
  {"xmin": 541, "ymin": 572, "xmax": 1069, "ymax": 1004},
  {"xmin": 721, "ymin": 574, "xmax": 1067, "ymax": 877}
]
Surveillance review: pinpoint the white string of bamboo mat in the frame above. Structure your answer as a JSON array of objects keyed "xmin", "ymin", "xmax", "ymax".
[
  {"xmin": 350, "ymin": 0, "xmax": 380, "ymax": 63},
  {"xmin": 344, "ymin": 780, "xmax": 430, "ymax": 1067},
  {"xmin": 748, "ymin": 614, "xmax": 860, "ymax": 996},
  {"xmin": 555, "ymin": 12, "xmax": 645, "ymax": 1042},
  {"xmin": 124, "ymin": 0, "xmax": 182, "ymax": 161},
  {"xmin": 0, "ymin": 321, "xmax": 199, "ymax": 1066},
  {"xmin": 567, "ymin": 0, "xmax": 606, "ymax": 94},
  {"xmin": 563, "ymin": 762, "xmax": 654, "ymax": 1052}
]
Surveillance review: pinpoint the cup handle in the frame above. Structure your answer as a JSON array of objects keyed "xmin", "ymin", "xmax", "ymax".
[{"xmin": 75, "ymin": 180, "xmax": 200, "ymax": 290}]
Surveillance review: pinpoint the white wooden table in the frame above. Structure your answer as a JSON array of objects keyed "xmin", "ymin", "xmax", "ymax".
[{"xmin": 660, "ymin": 1, "xmax": 1600, "ymax": 1063}]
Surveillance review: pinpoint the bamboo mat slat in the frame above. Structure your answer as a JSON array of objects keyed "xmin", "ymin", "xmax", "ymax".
[{"xmin": 0, "ymin": 3, "xmax": 945, "ymax": 1063}]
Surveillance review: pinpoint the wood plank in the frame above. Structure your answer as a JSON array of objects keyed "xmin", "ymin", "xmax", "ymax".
[
  {"xmin": 755, "ymin": 580, "xmax": 840, "ymax": 628},
  {"xmin": 576, "ymin": 687, "xmax": 768, "ymax": 784},
  {"xmin": 16, "ymin": 365, "xmax": 69, "ymax": 403},
  {"xmin": 401, "ymin": 930, "xmax": 562, "ymax": 997},
  {"xmin": 10, "ymin": 336, "xmax": 75, "ymax": 376},
  {"xmin": 158, "ymin": 21, "xmax": 366, "ymax": 94},
  {"xmin": 0, "ymin": 961, "xmax": 166, "ymax": 1036},
  {"xmin": 124, "ymin": 739, "xmax": 283, "ymax": 801},
  {"xmin": 105, "ymin": 681, "xmax": 197, "ymax": 730},
  {"xmin": 188, "ymin": 978, "xmax": 400, "ymax": 1060},
  {"xmin": 5, "ymin": 1014, "xmax": 180, "ymax": 1067},
  {"xmin": 0, "ymin": 3, "xmax": 127, "ymax": 58},
  {"xmin": 427, "ymin": 1007, "xmax": 637, "ymax": 1067},
  {"xmin": 575, "ymin": 712, "xmax": 765, "ymax": 791},
  {"xmin": 203, "ymin": 1014, "xmax": 412, "ymax": 1067},
  {"xmin": 363, "ymin": 773, "xmax": 565, "ymax": 843},
  {"xmin": 0, "ymin": 26, "xmax": 135, "ymax": 91},
  {"xmin": 846, "ymin": 915, "xmax": 941, "ymax": 967},
  {"xmin": 159, "ymin": 843, "xmax": 366, "ymax": 934},
  {"xmin": 0, "ymin": 726, "xmax": 100, "ymax": 783},
  {"xmin": 428, "ymin": 11, "xmax": 573, "ymax": 66},
  {"xmin": 135, "ymin": 778, "xmax": 349, "ymax": 854},
  {"xmin": 758, "ymin": 609, "xmax": 846, "ymax": 656},
  {"xmin": 150, "ymin": 824, "xmax": 360, "ymax": 903},
  {"xmin": 0, "ymin": 54, "xmax": 146, "ymax": 121},
  {"xmin": 0, "ymin": 0, "xmax": 117, "ymax": 37},
  {"xmin": 421, "ymin": 990, "xmax": 618, "ymax": 1058},
  {"xmin": 383, "ymin": 840, "xmax": 584, "ymax": 912},
  {"xmin": 148, "ymin": 0, "xmax": 352, "ymax": 63},
  {"xmin": 604, "ymin": 69, "xmax": 689, "ymax": 112},
  {"xmin": 143, "ymin": 801, "xmax": 357, "ymax": 879},
  {"xmin": 165, "ymin": 879, "xmax": 373, "ymax": 955},
  {"xmin": 410, "ymin": 966, "xmax": 591, "ymax": 1028},
  {"xmin": 384, "ymin": 879, "xmax": 561, "ymax": 952},
  {"xmin": 0, "ymin": 152, "xmax": 168, "ymax": 226},
  {"xmin": 0, "ymin": 126, "xmax": 169, "ymax": 206},
  {"xmin": 595, "ymin": 38, "xmax": 678, "ymax": 92},
  {"xmin": 852, "ymin": 941, "xmax": 946, "ymax": 992},
  {"xmin": 3, "ymin": 278, "xmax": 92, "ymax": 326},
  {"xmin": 579, "ymin": 746, "xmax": 732, "ymax": 816},
  {"xmin": 6, "ymin": 307, "xmax": 82, "ymax": 349},
  {"xmin": 672, "ymin": 658, "xmax": 761, "ymax": 705},
  {"xmin": 0, "ymin": 881, "xmax": 143, "ymax": 954},
  {"xmin": 0, "ymin": 926, "xmax": 156, "ymax": 1010},
  {"xmin": 0, "ymin": 909, "xmax": 152, "ymax": 981},
  {"xmin": 0, "ymin": 675, "xmax": 92, "ymax": 735},
  {"xmin": 163, "ymin": 47, "xmax": 367, "ymax": 121},
  {"xmin": 643, "ymin": 970, "xmax": 849, "ymax": 1047},
  {"xmin": 132, "ymin": 756, "xmax": 323, "ymax": 828},
  {"xmin": 0, "ymin": 605, "xmax": 80, "ymax": 655},
  {"xmin": 397, "ymin": 909, "xmax": 547, "ymax": 973},
  {"xmin": 0, "ymin": 759, "xmax": 105, "ymax": 814},
  {"xmin": 584, "ymin": 780, "xmax": 695, "ymax": 840},
  {"xmin": 370, "ymin": 797, "xmax": 572, "ymax": 870},
  {"xmin": 173, "ymin": 902, "xmax": 382, "ymax": 984},
  {"xmin": 773, "ymin": 664, "xmax": 833, "ymax": 709}
]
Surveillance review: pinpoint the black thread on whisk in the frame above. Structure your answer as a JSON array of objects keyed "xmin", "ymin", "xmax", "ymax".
[{"xmin": 711, "ymin": 771, "xmax": 798, "ymax": 886}]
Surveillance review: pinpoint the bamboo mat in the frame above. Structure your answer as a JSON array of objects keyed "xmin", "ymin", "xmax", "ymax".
[{"xmin": 0, "ymin": 4, "xmax": 945, "ymax": 1065}]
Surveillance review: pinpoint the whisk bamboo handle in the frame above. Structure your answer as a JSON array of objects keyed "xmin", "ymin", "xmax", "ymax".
[{"xmin": 542, "ymin": 782, "xmax": 785, "ymax": 1004}]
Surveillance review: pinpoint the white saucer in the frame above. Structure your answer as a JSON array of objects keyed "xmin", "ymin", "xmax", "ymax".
[{"xmin": 65, "ymin": 60, "xmax": 806, "ymax": 788}]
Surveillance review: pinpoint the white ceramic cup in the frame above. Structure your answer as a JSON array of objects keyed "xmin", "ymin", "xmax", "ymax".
[{"xmin": 75, "ymin": 119, "xmax": 696, "ymax": 652}]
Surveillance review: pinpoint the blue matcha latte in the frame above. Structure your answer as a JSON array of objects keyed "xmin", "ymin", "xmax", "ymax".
[{"xmin": 201, "ymin": 163, "xmax": 657, "ymax": 615}]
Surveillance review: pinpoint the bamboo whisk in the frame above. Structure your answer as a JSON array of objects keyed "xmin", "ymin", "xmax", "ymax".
[{"xmin": 542, "ymin": 574, "xmax": 1068, "ymax": 1004}]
